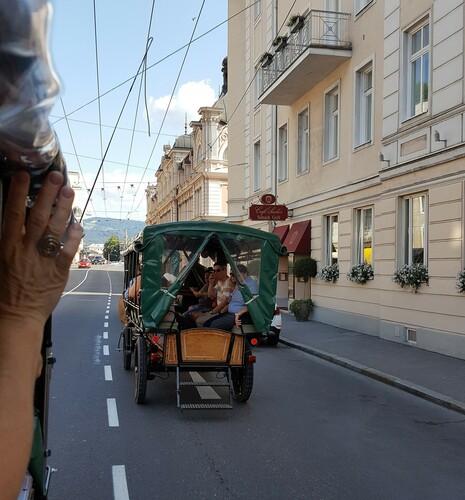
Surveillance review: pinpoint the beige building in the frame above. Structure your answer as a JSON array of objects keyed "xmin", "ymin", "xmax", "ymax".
[
  {"xmin": 227, "ymin": 0, "xmax": 465, "ymax": 359},
  {"xmin": 146, "ymin": 98, "xmax": 229, "ymax": 225}
]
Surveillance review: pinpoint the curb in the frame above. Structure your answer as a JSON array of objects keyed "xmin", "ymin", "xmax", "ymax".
[{"xmin": 280, "ymin": 336, "xmax": 465, "ymax": 416}]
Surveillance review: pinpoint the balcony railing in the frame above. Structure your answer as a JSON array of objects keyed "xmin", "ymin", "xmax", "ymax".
[{"xmin": 261, "ymin": 10, "xmax": 351, "ymax": 96}]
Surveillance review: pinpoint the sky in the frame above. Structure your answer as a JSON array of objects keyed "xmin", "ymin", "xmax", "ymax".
[{"xmin": 49, "ymin": 0, "xmax": 228, "ymax": 221}]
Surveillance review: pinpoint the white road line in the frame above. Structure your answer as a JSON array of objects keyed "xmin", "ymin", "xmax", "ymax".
[
  {"xmin": 189, "ymin": 371, "xmax": 221, "ymax": 400},
  {"xmin": 112, "ymin": 465, "xmax": 130, "ymax": 500},
  {"xmin": 103, "ymin": 331, "xmax": 108, "ymax": 339},
  {"xmin": 103, "ymin": 345, "xmax": 109, "ymax": 356},
  {"xmin": 104, "ymin": 365, "xmax": 113, "ymax": 381},
  {"xmin": 61, "ymin": 273, "xmax": 89, "ymax": 296},
  {"xmin": 104, "ymin": 322, "xmax": 109, "ymax": 328},
  {"xmin": 105, "ymin": 315, "xmax": 109, "ymax": 319},
  {"xmin": 107, "ymin": 398, "xmax": 119, "ymax": 427}
]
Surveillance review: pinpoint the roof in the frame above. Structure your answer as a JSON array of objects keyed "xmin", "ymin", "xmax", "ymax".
[{"xmin": 172, "ymin": 134, "xmax": 193, "ymax": 150}]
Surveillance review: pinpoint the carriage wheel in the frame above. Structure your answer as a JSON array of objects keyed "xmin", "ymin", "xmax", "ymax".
[
  {"xmin": 232, "ymin": 349, "xmax": 254, "ymax": 402},
  {"xmin": 134, "ymin": 337, "xmax": 148, "ymax": 404},
  {"xmin": 122, "ymin": 327, "xmax": 132, "ymax": 370}
]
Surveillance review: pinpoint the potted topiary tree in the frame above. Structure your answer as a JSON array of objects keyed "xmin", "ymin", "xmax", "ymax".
[{"xmin": 289, "ymin": 256, "xmax": 317, "ymax": 321}]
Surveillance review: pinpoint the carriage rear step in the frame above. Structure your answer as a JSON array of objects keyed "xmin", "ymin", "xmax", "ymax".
[
  {"xmin": 180, "ymin": 380, "xmax": 230, "ymax": 387},
  {"xmin": 180, "ymin": 403, "xmax": 233, "ymax": 410},
  {"xmin": 176, "ymin": 367, "xmax": 234, "ymax": 409}
]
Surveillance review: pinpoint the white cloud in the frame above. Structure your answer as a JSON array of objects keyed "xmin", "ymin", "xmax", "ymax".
[{"xmin": 148, "ymin": 80, "xmax": 217, "ymax": 134}]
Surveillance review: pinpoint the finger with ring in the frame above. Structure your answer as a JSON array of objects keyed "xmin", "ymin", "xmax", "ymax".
[{"xmin": 38, "ymin": 234, "xmax": 64, "ymax": 258}]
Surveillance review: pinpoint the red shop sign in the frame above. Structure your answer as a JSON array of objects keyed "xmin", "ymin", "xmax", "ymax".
[
  {"xmin": 260, "ymin": 193, "xmax": 277, "ymax": 205},
  {"xmin": 249, "ymin": 204, "xmax": 288, "ymax": 221}
]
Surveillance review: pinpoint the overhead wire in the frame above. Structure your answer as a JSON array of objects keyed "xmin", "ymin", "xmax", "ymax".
[
  {"xmin": 194, "ymin": 0, "xmax": 298, "ymax": 168},
  {"xmin": 92, "ymin": 0, "xmax": 107, "ymax": 217},
  {"xmin": 51, "ymin": 1, "xmax": 260, "ymax": 127},
  {"xmin": 59, "ymin": 1, "xmax": 262, "ymax": 221},
  {"xmin": 127, "ymin": 0, "xmax": 207, "ymax": 219},
  {"xmin": 119, "ymin": 0, "xmax": 157, "ymax": 220},
  {"xmin": 49, "ymin": 115, "xmax": 178, "ymax": 138},
  {"xmin": 59, "ymin": 98, "xmax": 97, "ymax": 216},
  {"xmin": 78, "ymin": 39, "xmax": 154, "ymax": 224}
]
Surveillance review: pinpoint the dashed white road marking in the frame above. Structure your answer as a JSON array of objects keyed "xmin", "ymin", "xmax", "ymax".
[
  {"xmin": 103, "ymin": 345, "xmax": 110, "ymax": 356},
  {"xmin": 105, "ymin": 315, "xmax": 109, "ymax": 319},
  {"xmin": 112, "ymin": 465, "xmax": 130, "ymax": 500},
  {"xmin": 103, "ymin": 331, "xmax": 108, "ymax": 339},
  {"xmin": 189, "ymin": 371, "xmax": 221, "ymax": 399},
  {"xmin": 107, "ymin": 398, "xmax": 119, "ymax": 427},
  {"xmin": 104, "ymin": 322, "xmax": 109, "ymax": 328},
  {"xmin": 104, "ymin": 365, "xmax": 113, "ymax": 381}
]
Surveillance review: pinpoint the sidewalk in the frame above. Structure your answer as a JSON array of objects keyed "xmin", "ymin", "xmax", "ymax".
[{"xmin": 279, "ymin": 312, "xmax": 465, "ymax": 415}]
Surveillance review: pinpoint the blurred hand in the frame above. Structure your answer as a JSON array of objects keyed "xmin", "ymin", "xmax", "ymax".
[{"xmin": 0, "ymin": 170, "xmax": 83, "ymax": 330}]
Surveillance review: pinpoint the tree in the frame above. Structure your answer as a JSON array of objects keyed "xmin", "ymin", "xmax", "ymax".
[{"xmin": 103, "ymin": 235, "xmax": 121, "ymax": 262}]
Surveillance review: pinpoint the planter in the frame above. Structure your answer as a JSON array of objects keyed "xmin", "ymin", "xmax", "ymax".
[
  {"xmin": 289, "ymin": 299, "xmax": 313, "ymax": 322},
  {"xmin": 260, "ymin": 52, "xmax": 273, "ymax": 68},
  {"xmin": 273, "ymin": 36, "xmax": 288, "ymax": 52},
  {"xmin": 288, "ymin": 15, "xmax": 304, "ymax": 34}
]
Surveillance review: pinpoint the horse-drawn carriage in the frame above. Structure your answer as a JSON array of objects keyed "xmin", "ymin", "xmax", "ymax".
[{"xmin": 120, "ymin": 221, "xmax": 285, "ymax": 409}]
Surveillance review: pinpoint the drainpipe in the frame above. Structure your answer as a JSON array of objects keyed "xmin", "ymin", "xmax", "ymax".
[{"xmin": 269, "ymin": 1, "xmax": 279, "ymax": 233}]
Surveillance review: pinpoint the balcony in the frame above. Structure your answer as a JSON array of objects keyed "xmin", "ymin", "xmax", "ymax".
[{"xmin": 259, "ymin": 10, "xmax": 352, "ymax": 105}]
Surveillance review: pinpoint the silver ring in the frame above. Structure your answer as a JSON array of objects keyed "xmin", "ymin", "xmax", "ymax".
[{"xmin": 38, "ymin": 234, "xmax": 63, "ymax": 258}]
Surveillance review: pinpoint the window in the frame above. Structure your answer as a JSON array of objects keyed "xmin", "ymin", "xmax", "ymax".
[
  {"xmin": 355, "ymin": 0, "xmax": 373, "ymax": 14},
  {"xmin": 355, "ymin": 207, "xmax": 373, "ymax": 265},
  {"xmin": 405, "ymin": 21, "xmax": 429, "ymax": 118},
  {"xmin": 253, "ymin": 141, "xmax": 261, "ymax": 192},
  {"xmin": 325, "ymin": 214, "xmax": 339, "ymax": 265},
  {"xmin": 194, "ymin": 188, "xmax": 201, "ymax": 217},
  {"xmin": 400, "ymin": 194, "xmax": 427, "ymax": 265},
  {"xmin": 354, "ymin": 62, "xmax": 373, "ymax": 147},
  {"xmin": 324, "ymin": 85, "xmax": 339, "ymax": 161},
  {"xmin": 297, "ymin": 108, "xmax": 309, "ymax": 174},
  {"xmin": 254, "ymin": 0, "xmax": 261, "ymax": 20},
  {"xmin": 254, "ymin": 64, "xmax": 262, "ymax": 106},
  {"xmin": 278, "ymin": 124, "xmax": 288, "ymax": 182}
]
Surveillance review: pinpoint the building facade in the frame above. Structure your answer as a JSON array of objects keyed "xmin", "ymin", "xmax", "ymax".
[
  {"xmin": 227, "ymin": 0, "xmax": 465, "ymax": 358},
  {"xmin": 146, "ymin": 102, "xmax": 229, "ymax": 225}
]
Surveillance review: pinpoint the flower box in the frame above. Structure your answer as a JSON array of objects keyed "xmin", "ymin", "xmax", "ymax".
[
  {"xmin": 287, "ymin": 15, "xmax": 304, "ymax": 34},
  {"xmin": 272, "ymin": 36, "xmax": 288, "ymax": 52},
  {"xmin": 347, "ymin": 263, "xmax": 374, "ymax": 284},
  {"xmin": 393, "ymin": 263, "xmax": 429, "ymax": 293},
  {"xmin": 319, "ymin": 263, "xmax": 339, "ymax": 283}
]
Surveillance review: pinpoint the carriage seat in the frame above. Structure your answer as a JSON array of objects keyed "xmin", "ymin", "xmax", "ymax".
[{"xmin": 231, "ymin": 323, "xmax": 256, "ymax": 335}]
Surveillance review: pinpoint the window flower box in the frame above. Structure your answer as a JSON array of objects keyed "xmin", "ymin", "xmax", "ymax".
[
  {"xmin": 347, "ymin": 263, "xmax": 374, "ymax": 284},
  {"xmin": 456, "ymin": 269, "xmax": 465, "ymax": 294},
  {"xmin": 319, "ymin": 263, "xmax": 339, "ymax": 283},
  {"xmin": 260, "ymin": 52, "xmax": 273, "ymax": 68},
  {"xmin": 393, "ymin": 263, "xmax": 429, "ymax": 293},
  {"xmin": 287, "ymin": 15, "xmax": 304, "ymax": 34},
  {"xmin": 272, "ymin": 35, "xmax": 288, "ymax": 52}
]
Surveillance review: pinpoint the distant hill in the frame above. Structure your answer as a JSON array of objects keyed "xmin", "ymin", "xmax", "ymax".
[{"xmin": 82, "ymin": 217, "xmax": 146, "ymax": 245}]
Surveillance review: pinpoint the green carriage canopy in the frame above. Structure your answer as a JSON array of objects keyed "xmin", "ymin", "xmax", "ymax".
[{"xmin": 139, "ymin": 221, "xmax": 286, "ymax": 333}]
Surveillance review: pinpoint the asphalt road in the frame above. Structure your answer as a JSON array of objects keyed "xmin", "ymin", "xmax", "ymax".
[{"xmin": 47, "ymin": 266, "xmax": 465, "ymax": 499}]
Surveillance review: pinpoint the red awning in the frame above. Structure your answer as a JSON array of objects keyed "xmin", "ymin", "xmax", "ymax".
[
  {"xmin": 283, "ymin": 220, "xmax": 311, "ymax": 253},
  {"xmin": 272, "ymin": 224, "xmax": 289, "ymax": 243}
]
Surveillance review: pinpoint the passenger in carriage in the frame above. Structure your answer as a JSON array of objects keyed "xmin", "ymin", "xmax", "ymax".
[
  {"xmin": 182, "ymin": 262, "xmax": 232, "ymax": 328},
  {"xmin": 203, "ymin": 265, "xmax": 258, "ymax": 331},
  {"xmin": 207, "ymin": 262, "xmax": 232, "ymax": 314},
  {"xmin": 183, "ymin": 267, "xmax": 214, "ymax": 321}
]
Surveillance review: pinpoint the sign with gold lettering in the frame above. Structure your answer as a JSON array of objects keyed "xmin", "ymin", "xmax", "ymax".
[{"xmin": 249, "ymin": 204, "xmax": 288, "ymax": 221}]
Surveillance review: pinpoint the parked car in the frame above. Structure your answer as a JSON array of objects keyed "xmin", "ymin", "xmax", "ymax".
[
  {"xmin": 78, "ymin": 259, "xmax": 91, "ymax": 269},
  {"xmin": 91, "ymin": 255, "xmax": 106, "ymax": 265},
  {"xmin": 262, "ymin": 305, "xmax": 282, "ymax": 346}
]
